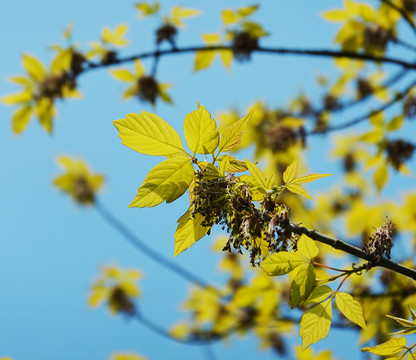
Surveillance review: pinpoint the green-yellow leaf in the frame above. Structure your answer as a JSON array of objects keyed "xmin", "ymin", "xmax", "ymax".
[
  {"xmin": 304, "ymin": 286, "xmax": 333, "ymax": 306},
  {"xmin": 198, "ymin": 161, "xmax": 223, "ymax": 180},
  {"xmin": 22, "ymin": 54, "xmax": 46, "ymax": 82},
  {"xmin": 283, "ymin": 160, "xmax": 298, "ymax": 184},
  {"xmin": 321, "ymin": 9, "xmax": 350, "ymax": 22},
  {"xmin": 244, "ymin": 159, "xmax": 267, "ymax": 190},
  {"xmin": 111, "ymin": 69, "xmax": 136, "ymax": 82},
  {"xmin": 1, "ymin": 91, "xmax": 32, "ymax": 105},
  {"xmin": 218, "ymin": 155, "xmax": 230, "ymax": 175},
  {"xmin": 300, "ymin": 298, "xmax": 333, "ymax": 349},
  {"xmin": 136, "ymin": 2, "xmax": 160, "ymax": 17},
  {"xmin": 260, "ymin": 252, "xmax": 306, "ymax": 276},
  {"xmin": 174, "ymin": 209, "xmax": 208, "ymax": 256},
  {"xmin": 12, "ymin": 105, "xmax": 33, "ymax": 134},
  {"xmin": 218, "ymin": 110, "xmax": 252, "ymax": 153},
  {"xmin": 291, "ymin": 173, "xmax": 332, "ymax": 185},
  {"xmin": 386, "ymin": 314, "xmax": 416, "ymax": 328},
  {"xmin": 129, "ymin": 157, "xmax": 194, "ymax": 208},
  {"xmin": 113, "ymin": 112, "xmax": 186, "ymax": 156},
  {"xmin": 290, "ymin": 264, "xmax": 316, "ymax": 309},
  {"xmin": 361, "ymin": 337, "xmax": 406, "ymax": 356},
  {"xmin": 237, "ymin": 5, "xmax": 258, "ymax": 17},
  {"xmin": 194, "ymin": 50, "xmax": 216, "ymax": 72},
  {"xmin": 184, "ymin": 105, "xmax": 219, "ymax": 155},
  {"xmin": 218, "ymin": 156, "xmax": 248, "ymax": 173},
  {"xmin": 374, "ymin": 163, "xmax": 388, "ymax": 192},
  {"xmin": 219, "ymin": 50, "xmax": 233, "ymax": 69},
  {"xmin": 335, "ymin": 292, "xmax": 366, "ymax": 329},
  {"xmin": 387, "ymin": 115, "xmax": 404, "ymax": 132},
  {"xmin": 286, "ymin": 183, "xmax": 312, "ymax": 199},
  {"xmin": 297, "ymin": 234, "xmax": 319, "ymax": 259},
  {"xmin": 222, "ymin": 9, "xmax": 239, "ymax": 24}
]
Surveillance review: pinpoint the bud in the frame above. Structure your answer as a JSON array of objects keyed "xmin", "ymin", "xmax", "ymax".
[
  {"xmin": 156, "ymin": 24, "xmax": 177, "ymax": 46},
  {"xmin": 138, "ymin": 75, "xmax": 159, "ymax": 104},
  {"xmin": 231, "ymin": 31, "xmax": 258, "ymax": 61},
  {"xmin": 357, "ymin": 78, "xmax": 373, "ymax": 99},
  {"xmin": 386, "ymin": 139, "xmax": 415, "ymax": 170},
  {"xmin": 363, "ymin": 25, "xmax": 391, "ymax": 53}
]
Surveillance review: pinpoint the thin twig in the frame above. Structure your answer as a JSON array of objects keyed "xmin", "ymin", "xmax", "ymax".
[
  {"xmin": 81, "ymin": 45, "xmax": 416, "ymax": 75},
  {"xmin": 310, "ymin": 77, "xmax": 416, "ymax": 134},
  {"xmin": 287, "ymin": 222, "xmax": 416, "ymax": 280},
  {"xmin": 94, "ymin": 200, "xmax": 216, "ymax": 291}
]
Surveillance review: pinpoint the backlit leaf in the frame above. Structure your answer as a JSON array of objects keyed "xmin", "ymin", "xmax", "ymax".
[
  {"xmin": 22, "ymin": 54, "xmax": 46, "ymax": 82},
  {"xmin": 335, "ymin": 292, "xmax": 366, "ymax": 329},
  {"xmin": 297, "ymin": 234, "xmax": 319, "ymax": 259},
  {"xmin": 113, "ymin": 112, "xmax": 186, "ymax": 156},
  {"xmin": 184, "ymin": 105, "xmax": 219, "ymax": 154},
  {"xmin": 244, "ymin": 159, "xmax": 267, "ymax": 190},
  {"xmin": 261, "ymin": 252, "xmax": 306, "ymax": 276},
  {"xmin": 304, "ymin": 286, "xmax": 333, "ymax": 306},
  {"xmin": 111, "ymin": 69, "xmax": 136, "ymax": 82},
  {"xmin": 374, "ymin": 163, "xmax": 388, "ymax": 192},
  {"xmin": 290, "ymin": 264, "xmax": 316, "ymax": 308},
  {"xmin": 174, "ymin": 209, "xmax": 208, "ymax": 256},
  {"xmin": 387, "ymin": 115, "xmax": 404, "ymax": 132},
  {"xmin": 12, "ymin": 105, "xmax": 33, "ymax": 134},
  {"xmin": 218, "ymin": 110, "xmax": 252, "ymax": 153},
  {"xmin": 286, "ymin": 183, "xmax": 312, "ymax": 199},
  {"xmin": 283, "ymin": 160, "xmax": 298, "ymax": 184},
  {"xmin": 237, "ymin": 5, "xmax": 258, "ymax": 17},
  {"xmin": 193, "ymin": 50, "xmax": 216, "ymax": 72},
  {"xmin": 291, "ymin": 173, "xmax": 332, "ymax": 184},
  {"xmin": 300, "ymin": 298, "xmax": 333, "ymax": 349},
  {"xmin": 129, "ymin": 157, "xmax": 193, "ymax": 208},
  {"xmin": 321, "ymin": 9, "xmax": 350, "ymax": 22},
  {"xmin": 361, "ymin": 337, "xmax": 406, "ymax": 356},
  {"xmin": 222, "ymin": 9, "xmax": 239, "ymax": 24}
]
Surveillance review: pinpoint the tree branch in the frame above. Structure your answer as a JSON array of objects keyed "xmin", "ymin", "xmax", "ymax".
[
  {"xmin": 94, "ymin": 200, "xmax": 217, "ymax": 291},
  {"xmin": 81, "ymin": 45, "xmax": 416, "ymax": 75},
  {"xmin": 309, "ymin": 77, "xmax": 416, "ymax": 134},
  {"xmin": 287, "ymin": 222, "xmax": 416, "ymax": 280}
]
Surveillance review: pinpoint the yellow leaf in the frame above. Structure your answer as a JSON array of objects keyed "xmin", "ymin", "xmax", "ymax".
[
  {"xmin": 50, "ymin": 49, "xmax": 72, "ymax": 74},
  {"xmin": 386, "ymin": 314, "xmax": 416, "ymax": 328},
  {"xmin": 88, "ymin": 290, "xmax": 107, "ymax": 308},
  {"xmin": 321, "ymin": 9, "xmax": 350, "ymax": 22},
  {"xmin": 286, "ymin": 183, "xmax": 312, "ymax": 199},
  {"xmin": 198, "ymin": 161, "xmax": 223, "ymax": 180},
  {"xmin": 374, "ymin": 163, "xmax": 388, "ymax": 192},
  {"xmin": 112, "ymin": 353, "xmax": 147, "ymax": 360},
  {"xmin": 170, "ymin": 322, "xmax": 190, "ymax": 340},
  {"xmin": 283, "ymin": 160, "xmax": 298, "ymax": 184},
  {"xmin": 184, "ymin": 105, "xmax": 219, "ymax": 155},
  {"xmin": 335, "ymin": 292, "xmax": 366, "ymax": 329},
  {"xmin": 136, "ymin": 2, "xmax": 160, "ymax": 17},
  {"xmin": 244, "ymin": 159, "xmax": 267, "ymax": 190},
  {"xmin": 35, "ymin": 97, "xmax": 54, "ymax": 134},
  {"xmin": 113, "ymin": 112, "xmax": 186, "ymax": 156},
  {"xmin": 297, "ymin": 234, "xmax": 319, "ymax": 259},
  {"xmin": 219, "ymin": 50, "xmax": 233, "ymax": 69},
  {"xmin": 218, "ymin": 155, "xmax": 230, "ymax": 175},
  {"xmin": 218, "ymin": 156, "xmax": 248, "ymax": 173},
  {"xmin": 193, "ymin": 50, "xmax": 216, "ymax": 72},
  {"xmin": 369, "ymin": 111, "xmax": 384, "ymax": 127},
  {"xmin": 237, "ymin": 5, "xmax": 258, "ymax": 17},
  {"xmin": 218, "ymin": 110, "xmax": 252, "ymax": 153},
  {"xmin": 134, "ymin": 59, "xmax": 146, "ymax": 77},
  {"xmin": 129, "ymin": 157, "xmax": 194, "ymax": 208},
  {"xmin": 290, "ymin": 264, "xmax": 316, "ymax": 309},
  {"xmin": 174, "ymin": 209, "xmax": 208, "ymax": 256},
  {"xmin": 12, "ymin": 105, "xmax": 33, "ymax": 134},
  {"xmin": 291, "ymin": 173, "xmax": 332, "ymax": 185},
  {"xmin": 222, "ymin": 9, "xmax": 239, "ymax": 24},
  {"xmin": 361, "ymin": 337, "xmax": 406, "ymax": 356},
  {"xmin": 22, "ymin": 54, "xmax": 46, "ymax": 82},
  {"xmin": 387, "ymin": 115, "xmax": 404, "ymax": 132},
  {"xmin": 300, "ymin": 298, "xmax": 333, "ymax": 349},
  {"xmin": 111, "ymin": 69, "xmax": 136, "ymax": 82},
  {"xmin": 260, "ymin": 252, "xmax": 306, "ymax": 276},
  {"xmin": 202, "ymin": 33, "xmax": 220, "ymax": 44},
  {"xmin": 304, "ymin": 286, "xmax": 333, "ymax": 306},
  {"xmin": 1, "ymin": 91, "xmax": 32, "ymax": 105}
]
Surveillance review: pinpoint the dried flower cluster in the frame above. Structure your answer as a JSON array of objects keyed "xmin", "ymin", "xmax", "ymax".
[
  {"xmin": 191, "ymin": 173, "xmax": 294, "ymax": 266},
  {"xmin": 363, "ymin": 219, "xmax": 395, "ymax": 269},
  {"xmin": 386, "ymin": 139, "xmax": 415, "ymax": 169},
  {"xmin": 231, "ymin": 31, "xmax": 259, "ymax": 61}
]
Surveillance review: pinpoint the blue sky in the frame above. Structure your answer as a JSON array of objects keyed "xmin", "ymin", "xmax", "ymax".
[{"xmin": 1, "ymin": 1, "xmax": 415, "ymax": 359}]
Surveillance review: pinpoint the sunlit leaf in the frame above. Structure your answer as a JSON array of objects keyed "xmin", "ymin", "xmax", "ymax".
[
  {"xmin": 111, "ymin": 69, "xmax": 136, "ymax": 82},
  {"xmin": 335, "ymin": 292, "xmax": 366, "ymax": 329},
  {"xmin": 129, "ymin": 157, "xmax": 194, "ymax": 208},
  {"xmin": 300, "ymin": 298, "xmax": 333, "ymax": 349},
  {"xmin": 222, "ymin": 9, "xmax": 239, "ymax": 24},
  {"xmin": 184, "ymin": 105, "xmax": 219, "ymax": 154},
  {"xmin": 113, "ymin": 112, "xmax": 186, "ymax": 156},
  {"xmin": 193, "ymin": 50, "xmax": 216, "ymax": 72},
  {"xmin": 374, "ymin": 163, "xmax": 388, "ymax": 192},
  {"xmin": 283, "ymin": 160, "xmax": 298, "ymax": 184},
  {"xmin": 304, "ymin": 286, "xmax": 333, "ymax": 306},
  {"xmin": 261, "ymin": 252, "xmax": 306, "ymax": 276},
  {"xmin": 174, "ymin": 209, "xmax": 208, "ymax": 256},
  {"xmin": 12, "ymin": 105, "xmax": 33, "ymax": 134},
  {"xmin": 286, "ymin": 183, "xmax": 312, "ymax": 199},
  {"xmin": 290, "ymin": 264, "xmax": 316, "ymax": 308},
  {"xmin": 361, "ymin": 337, "xmax": 406, "ymax": 356},
  {"xmin": 244, "ymin": 159, "xmax": 267, "ymax": 190},
  {"xmin": 291, "ymin": 173, "xmax": 332, "ymax": 185},
  {"xmin": 22, "ymin": 54, "xmax": 46, "ymax": 82},
  {"xmin": 218, "ymin": 110, "xmax": 252, "ymax": 153},
  {"xmin": 297, "ymin": 234, "xmax": 319, "ymax": 259}
]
